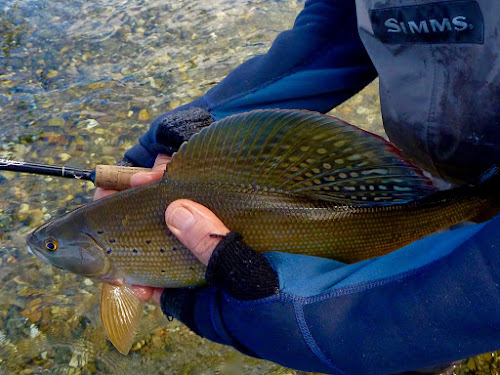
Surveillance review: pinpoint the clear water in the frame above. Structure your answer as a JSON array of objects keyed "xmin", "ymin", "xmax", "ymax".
[{"xmin": 0, "ymin": 1, "xmax": 311, "ymax": 373}]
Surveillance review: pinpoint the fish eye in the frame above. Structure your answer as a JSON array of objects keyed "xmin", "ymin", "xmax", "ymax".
[{"xmin": 44, "ymin": 239, "xmax": 58, "ymax": 251}]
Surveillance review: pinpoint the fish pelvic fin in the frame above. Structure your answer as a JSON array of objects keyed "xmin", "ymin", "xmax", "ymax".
[
  {"xmin": 166, "ymin": 109, "xmax": 435, "ymax": 205},
  {"xmin": 101, "ymin": 283, "xmax": 143, "ymax": 355}
]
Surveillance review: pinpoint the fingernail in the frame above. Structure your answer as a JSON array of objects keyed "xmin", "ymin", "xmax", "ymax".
[
  {"xmin": 167, "ymin": 206, "xmax": 195, "ymax": 230},
  {"xmin": 130, "ymin": 172, "xmax": 158, "ymax": 187},
  {"xmin": 152, "ymin": 288, "xmax": 164, "ymax": 304}
]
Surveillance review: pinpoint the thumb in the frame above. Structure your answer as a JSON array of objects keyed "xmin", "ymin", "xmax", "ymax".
[{"xmin": 165, "ymin": 199, "xmax": 230, "ymax": 266}]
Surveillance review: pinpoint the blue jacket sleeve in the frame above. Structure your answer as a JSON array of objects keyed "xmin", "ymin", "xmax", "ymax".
[
  {"xmin": 125, "ymin": 0, "xmax": 376, "ymax": 167},
  {"xmin": 188, "ymin": 214, "xmax": 500, "ymax": 375}
]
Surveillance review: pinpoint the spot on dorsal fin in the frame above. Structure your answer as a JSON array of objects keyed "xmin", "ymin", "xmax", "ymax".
[{"xmin": 165, "ymin": 109, "xmax": 435, "ymax": 205}]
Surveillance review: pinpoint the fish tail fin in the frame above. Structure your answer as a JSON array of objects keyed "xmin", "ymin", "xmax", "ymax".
[{"xmin": 471, "ymin": 164, "xmax": 500, "ymax": 222}]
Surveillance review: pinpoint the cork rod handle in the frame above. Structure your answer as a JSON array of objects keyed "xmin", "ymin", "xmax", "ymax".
[{"xmin": 94, "ymin": 165, "xmax": 152, "ymax": 191}]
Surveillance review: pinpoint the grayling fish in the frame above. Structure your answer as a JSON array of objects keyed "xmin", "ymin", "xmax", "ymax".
[{"xmin": 27, "ymin": 109, "xmax": 500, "ymax": 354}]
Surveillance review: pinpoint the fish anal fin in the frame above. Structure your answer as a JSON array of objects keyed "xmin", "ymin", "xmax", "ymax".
[{"xmin": 101, "ymin": 283, "xmax": 143, "ymax": 355}]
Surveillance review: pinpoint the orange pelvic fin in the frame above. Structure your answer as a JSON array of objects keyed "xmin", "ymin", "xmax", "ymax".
[{"xmin": 101, "ymin": 282, "xmax": 143, "ymax": 355}]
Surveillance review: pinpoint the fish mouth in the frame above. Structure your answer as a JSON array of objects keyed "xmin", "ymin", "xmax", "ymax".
[
  {"xmin": 27, "ymin": 244, "xmax": 64, "ymax": 270},
  {"xmin": 27, "ymin": 244, "xmax": 34, "ymax": 256},
  {"xmin": 26, "ymin": 232, "xmax": 46, "ymax": 262}
]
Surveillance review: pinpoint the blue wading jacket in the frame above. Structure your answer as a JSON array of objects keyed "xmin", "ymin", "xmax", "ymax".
[{"xmin": 123, "ymin": 0, "xmax": 500, "ymax": 373}]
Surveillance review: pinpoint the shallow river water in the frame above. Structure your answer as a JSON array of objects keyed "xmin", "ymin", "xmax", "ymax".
[{"xmin": 0, "ymin": 0, "xmax": 496, "ymax": 374}]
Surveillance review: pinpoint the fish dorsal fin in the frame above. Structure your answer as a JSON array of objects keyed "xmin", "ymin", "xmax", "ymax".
[
  {"xmin": 166, "ymin": 109, "xmax": 435, "ymax": 205},
  {"xmin": 101, "ymin": 283, "xmax": 143, "ymax": 355}
]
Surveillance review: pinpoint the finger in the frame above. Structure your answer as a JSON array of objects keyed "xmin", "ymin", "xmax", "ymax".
[
  {"xmin": 93, "ymin": 187, "xmax": 118, "ymax": 200},
  {"xmin": 94, "ymin": 154, "xmax": 170, "ymax": 198},
  {"xmin": 165, "ymin": 199, "xmax": 230, "ymax": 266},
  {"xmin": 129, "ymin": 285, "xmax": 164, "ymax": 303},
  {"xmin": 130, "ymin": 154, "xmax": 171, "ymax": 188},
  {"xmin": 152, "ymin": 153, "xmax": 172, "ymax": 169},
  {"xmin": 152, "ymin": 288, "xmax": 164, "ymax": 304},
  {"xmin": 130, "ymin": 285, "xmax": 154, "ymax": 302}
]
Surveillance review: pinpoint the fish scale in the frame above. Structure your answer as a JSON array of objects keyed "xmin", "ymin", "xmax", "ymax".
[
  {"xmin": 27, "ymin": 109, "xmax": 500, "ymax": 355},
  {"xmin": 76, "ymin": 176, "xmax": 492, "ymax": 288},
  {"xmin": 82, "ymin": 184, "xmax": 204, "ymax": 287}
]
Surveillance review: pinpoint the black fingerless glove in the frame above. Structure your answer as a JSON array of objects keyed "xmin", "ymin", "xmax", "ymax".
[
  {"xmin": 116, "ymin": 157, "xmax": 136, "ymax": 167},
  {"xmin": 153, "ymin": 107, "xmax": 214, "ymax": 156},
  {"xmin": 160, "ymin": 233, "xmax": 279, "ymax": 328},
  {"xmin": 205, "ymin": 232, "xmax": 279, "ymax": 300}
]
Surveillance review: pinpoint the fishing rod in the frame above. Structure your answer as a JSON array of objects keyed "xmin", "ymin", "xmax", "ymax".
[{"xmin": 0, "ymin": 158, "xmax": 151, "ymax": 191}]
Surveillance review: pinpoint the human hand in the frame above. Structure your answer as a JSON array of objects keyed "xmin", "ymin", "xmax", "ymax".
[
  {"xmin": 93, "ymin": 154, "xmax": 172, "ymax": 302},
  {"xmin": 132, "ymin": 199, "xmax": 232, "ymax": 304},
  {"xmin": 148, "ymin": 208, "xmax": 500, "ymax": 375},
  {"xmin": 93, "ymin": 152, "xmax": 241, "ymax": 303},
  {"xmin": 93, "ymin": 154, "xmax": 241, "ymax": 304},
  {"xmin": 122, "ymin": 105, "xmax": 214, "ymax": 168},
  {"xmin": 93, "ymin": 153, "xmax": 171, "ymax": 200},
  {"xmin": 93, "ymin": 154, "xmax": 500, "ymax": 374}
]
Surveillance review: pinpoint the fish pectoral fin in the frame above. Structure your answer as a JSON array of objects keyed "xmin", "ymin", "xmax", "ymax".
[{"xmin": 101, "ymin": 283, "xmax": 143, "ymax": 355}]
